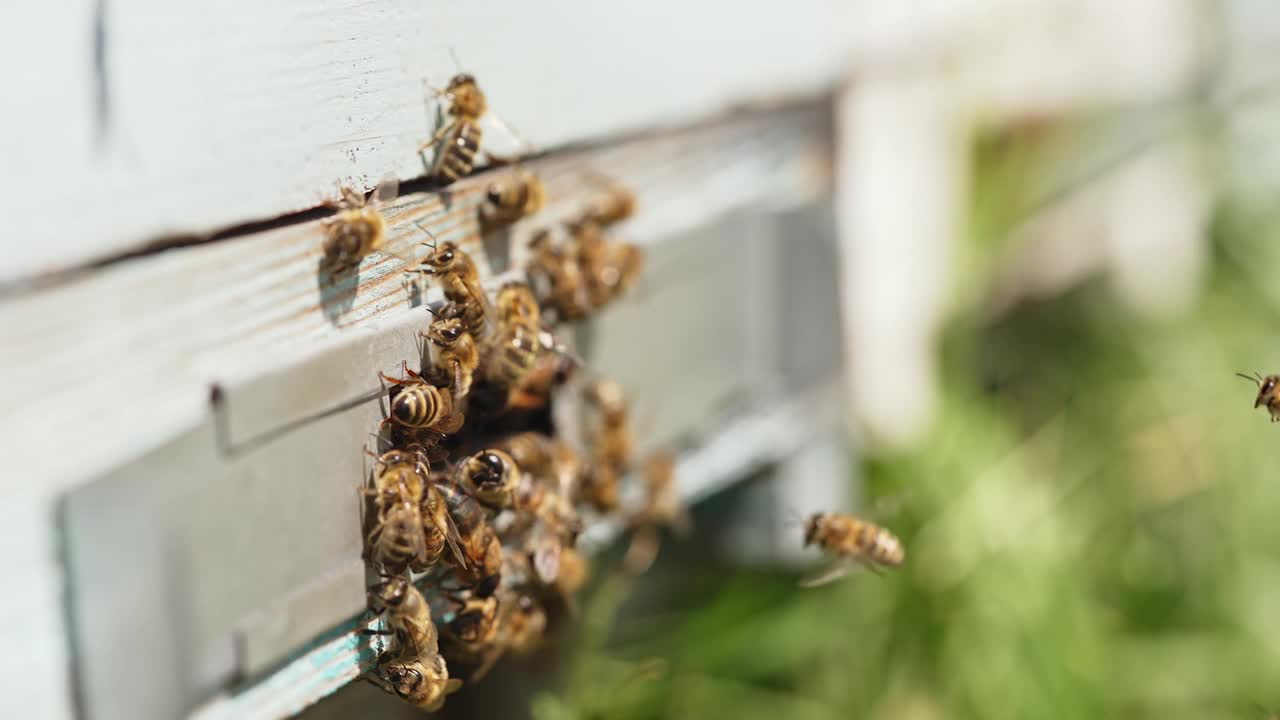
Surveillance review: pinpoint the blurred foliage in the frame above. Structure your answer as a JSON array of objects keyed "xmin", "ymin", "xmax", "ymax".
[{"xmin": 532, "ymin": 117, "xmax": 1280, "ymax": 720}]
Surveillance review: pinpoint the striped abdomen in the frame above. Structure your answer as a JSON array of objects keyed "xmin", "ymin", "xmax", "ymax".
[
  {"xmin": 391, "ymin": 384, "xmax": 454, "ymax": 429},
  {"xmin": 853, "ymin": 520, "xmax": 904, "ymax": 567},
  {"xmin": 430, "ymin": 122, "xmax": 482, "ymax": 185},
  {"xmin": 371, "ymin": 502, "xmax": 429, "ymax": 572}
]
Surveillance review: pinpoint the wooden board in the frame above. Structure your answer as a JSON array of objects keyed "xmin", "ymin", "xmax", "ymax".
[
  {"xmin": 0, "ymin": 105, "xmax": 834, "ymax": 720},
  {"xmin": 0, "ymin": 0, "xmax": 851, "ymax": 285}
]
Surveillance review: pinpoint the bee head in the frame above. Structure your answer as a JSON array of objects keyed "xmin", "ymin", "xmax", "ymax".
[
  {"xmin": 803, "ymin": 514, "xmax": 824, "ymax": 547},
  {"xmin": 1261, "ymin": 376, "xmax": 1280, "ymax": 407},
  {"xmin": 469, "ymin": 450, "xmax": 513, "ymax": 489},
  {"xmin": 423, "ymin": 241, "xmax": 458, "ymax": 273},
  {"xmin": 445, "ymin": 73, "xmax": 486, "ymax": 117},
  {"xmin": 427, "ymin": 317, "xmax": 465, "ymax": 346}
]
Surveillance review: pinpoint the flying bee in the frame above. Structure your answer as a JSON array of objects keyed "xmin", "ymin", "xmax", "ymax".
[
  {"xmin": 480, "ymin": 320, "xmax": 577, "ymax": 411},
  {"xmin": 528, "ymin": 229, "xmax": 590, "ymax": 321},
  {"xmin": 555, "ymin": 546, "xmax": 589, "ymax": 600},
  {"xmin": 367, "ymin": 575, "xmax": 440, "ymax": 659},
  {"xmin": 1237, "ymin": 371, "xmax": 1280, "ymax": 422},
  {"xmin": 623, "ymin": 451, "xmax": 691, "ymax": 575},
  {"xmin": 369, "ymin": 654, "xmax": 461, "ymax": 713},
  {"xmin": 419, "ymin": 73, "xmax": 489, "ymax": 186},
  {"xmin": 379, "ymin": 362, "xmax": 465, "ymax": 436},
  {"xmin": 583, "ymin": 379, "xmax": 634, "ymax": 472},
  {"xmin": 454, "ymin": 449, "xmax": 519, "ymax": 509},
  {"xmin": 801, "ymin": 512, "xmax": 904, "ymax": 587},
  {"xmin": 408, "ymin": 239, "xmax": 491, "ymax": 339},
  {"xmin": 479, "ymin": 169, "xmax": 545, "ymax": 232},
  {"xmin": 423, "ymin": 314, "xmax": 479, "ymax": 403},
  {"xmin": 321, "ymin": 177, "xmax": 398, "ymax": 273}
]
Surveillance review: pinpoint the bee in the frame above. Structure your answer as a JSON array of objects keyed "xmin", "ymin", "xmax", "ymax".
[
  {"xmin": 367, "ymin": 575, "xmax": 440, "ymax": 659},
  {"xmin": 495, "ymin": 282, "xmax": 542, "ymax": 331},
  {"xmin": 527, "ymin": 229, "xmax": 590, "ymax": 321},
  {"xmin": 479, "ymin": 169, "xmax": 545, "ymax": 232},
  {"xmin": 454, "ymin": 449, "xmax": 519, "ymax": 509},
  {"xmin": 1237, "ymin": 372, "xmax": 1280, "ymax": 422},
  {"xmin": 589, "ymin": 185, "xmax": 636, "ymax": 226},
  {"xmin": 555, "ymin": 546, "xmax": 589, "ymax": 599},
  {"xmin": 580, "ymin": 379, "xmax": 634, "ymax": 512},
  {"xmin": 436, "ymin": 480, "xmax": 505, "ymax": 585},
  {"xmin": 504, "ymin": 594, "xmax": 548, "ymax": 655},
  {"xmin": 423, "ymin": 314, "xmax": 479, "ymax": 403},
  {"xmin": 321, "ymin": 177, "xmax": 398, "ymax": 272},
  {"xmin": 420, "ymin": 74, "xmax": 489, "ymax": 186},
  {"xmin": 481, "ymin": 319, "xmax": 577, "ymax": 411},
  {"xmin": 379, "ymin": 362, "xmax": 465, "ymax": 436},
  {"xmin": 800, "ymin": 512, "xmax": 904, "ymax": 587},
  {"xmin": 570, "ymin": 217, "xmax": 644, "ymax": 309},
  {"xmin": 369, "ymin": 654, "xmax": 461, "ymax": 712},
  {"xmin": 444, "ymin": 591, "xmax": 500, "ymax": 652},
  {"xmin": 622, "ymin": 452, "xmax": 691, "ymax": 574},
  {"xmin": 409, "ymin": 240, "xmax": 491, "ymax": 339}
]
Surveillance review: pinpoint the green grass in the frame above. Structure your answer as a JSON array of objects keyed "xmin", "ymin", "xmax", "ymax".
[{"xmin": 534, "ymin": 122, "xmax": 1280, "ymax": 720}]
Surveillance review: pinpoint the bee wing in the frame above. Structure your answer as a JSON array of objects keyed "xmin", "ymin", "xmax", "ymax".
[
  {"xmin": 424, "ymin": 489, "xmax": 470, "ymax": 569},
  {"xmin": 798, "ymin": 559, "xmax": 857, "ymax": 589},
  {"xmin": 372, "ymin": 174, "xmax": 400, "ymax": 206}
]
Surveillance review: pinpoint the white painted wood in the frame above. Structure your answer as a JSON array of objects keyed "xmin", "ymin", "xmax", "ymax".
[
  {"xmin": 0, "ymin": 107, "xmax": 831, "ymax": 720},
  {"xmin": 0, "ymin": 0, "xmax": 850, "ymax": 285}
]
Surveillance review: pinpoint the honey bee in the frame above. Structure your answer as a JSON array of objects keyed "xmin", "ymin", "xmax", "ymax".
[
  {"xmin": 570, "ymin": 217, "xmax": 644, "ymax": 309},
  {"xmin": 495, "ymin": 282, "xmax": 542, "ymax": 330},
  {"xmin": 622, "ymin": 452, "xmax": 690, "ymax": 574},
  {"xmin": 504, "ymin": 594, "xmax": 548, "ymax": 655},
  {"xmin": 527, "ymin": 229, "xmax": 590, "ymax": 321},
  {"xmin": 436, "ymin": 480, "xmax": 505, "ymax": 585},
  {"xmin": 443, "ymin": 591, "xmax": 500, "ymax": 652},
  {"xmin": 479, "ymin": 169, "xmax": 545, "ymax": 232},
  {"xmin": 423, "ymin": 314, "xmax": 478, "ymax": 403},
  {"xmin": 369, "ymin": 654, "xmax": 461, "ymax": 713},
  {"xmin": 580, "ymin": 379, "xmax": 634, "ymax": 512},
  {"xmin": 409, "ymin": 240, "xmax": 491, "ymax": 339},
  {"xmin": 454, "ymin": 449, "xmax": 519, "ymax": 509},
  {"xmin": 555, "ymin": 546, "xmax": 589, "ymax": 598},
  {"xmin": 367, "ymin": 575, "xmax": 440, "ymax": 659},
  {"xmin": 589, "ymin": 185, "xmax": 636, "ymax": 226},
  {"xmin": 362, "ymin": 449, "xmax": 432, "ymax": 572},
  {"xmin": 1237, "ymin": 372, "xmax": 1280, "ymax": 422},
  {"xmin": 801, "ymin": 512, "xmax": 904, "ymax": 587},
  {"xmin": 321, "ymin": 177, "xmax": 398, "ymax": 272},
  {"xmin": 420, "ymin": 74, "xmax": 489, "ymax": 186},
  {"xmin": 379, "ymin": 362, "xmax": 465, "ymax": 436}
]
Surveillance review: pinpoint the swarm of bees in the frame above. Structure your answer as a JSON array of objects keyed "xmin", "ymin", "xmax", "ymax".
[{"xmin": 327, "ymin": 71, "xmax": 902, "ymax": 713}]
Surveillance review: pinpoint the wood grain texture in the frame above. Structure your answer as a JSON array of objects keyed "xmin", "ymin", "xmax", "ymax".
[
  {"xmin": 0, "ymin": 106, "xmax": 831, "ymax": 720},
  {"xmin": 0, "ymin": 0, "xmax": 850, "ymax": 284}
]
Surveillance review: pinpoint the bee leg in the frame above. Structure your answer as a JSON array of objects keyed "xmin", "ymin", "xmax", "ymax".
[
  {"xmin": 400, "ymin": 361, "xmax": 427, "ymax": 383},
  {"xmin": 378, "ymin": 371, "xmax": 414, "ymax": 387},
  {"xmin": 418, "ymin": 121, "xmax": 458, "ymax": 153}
]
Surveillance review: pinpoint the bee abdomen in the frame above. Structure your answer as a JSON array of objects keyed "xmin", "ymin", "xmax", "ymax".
[
  {"xmin": 431, "ymin": 123, "xmax": 482, "ymax": 184},
  {"xmin": 392, "ymin": 386, "xmax": 447, "ymax": 428}
]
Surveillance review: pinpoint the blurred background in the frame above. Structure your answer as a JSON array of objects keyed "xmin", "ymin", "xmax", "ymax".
[
  {"xmin": 456, "ymin": 1, "xmax": 1280, "ymax": 718},
  {"xmin": 10, "ymin": 0, "xmax": 1280, "ymax": 718}
]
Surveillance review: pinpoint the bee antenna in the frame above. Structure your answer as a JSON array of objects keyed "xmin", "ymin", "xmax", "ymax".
[
  {"xmin": 425, "ymin": 305, "xmax": 441, "ymax": 319},
  {"xmin": 448, "ymin": 47, "xmax": 463, "ymax": 74},
  {"xmin": 412, "ymin": 220, "xmax": 439, "ymax": 249},
  {"xmin": 1237, "ymin": 372, "xmax": 1262, "ymax": 386}
]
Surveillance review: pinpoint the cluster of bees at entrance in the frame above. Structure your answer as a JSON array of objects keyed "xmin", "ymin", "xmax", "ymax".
[{"xmin": 321, "ymin": 72, "xmax": 906, "ymax": 712}]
